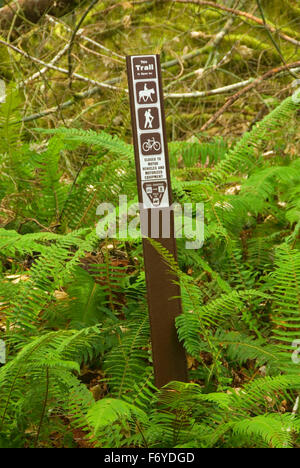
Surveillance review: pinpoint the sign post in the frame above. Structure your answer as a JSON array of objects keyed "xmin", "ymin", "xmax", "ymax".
[{"xmin": 126, "ymin": 54, "xmax": 188, "ymax": 387}]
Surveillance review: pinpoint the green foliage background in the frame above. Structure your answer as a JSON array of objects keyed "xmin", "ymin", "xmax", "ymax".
[{"xmin": 0, "ymin": 0, "xmax": 299, "ymax": 449}]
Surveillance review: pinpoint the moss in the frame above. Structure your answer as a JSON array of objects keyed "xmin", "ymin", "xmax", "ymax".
[
  {"xmin": 0, "ymin": 36, "xmax": 13, "ymax": 80},
  {"xmin": 224, "ymin": 35, "xmax": 274, "ymax": 55},
  {"xmin": 283, "ymin": 0, "xmax": 300, "ymax": 17}
]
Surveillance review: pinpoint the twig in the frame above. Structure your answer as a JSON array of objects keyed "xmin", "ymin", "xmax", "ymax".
[
  {"xmin": 165, "ymin": 79, "xmax": 253, "ymax": 98},
  {"xmin": 0, "ymin": 38, "xmax": 124, "ymax": 93},
  {"xmin": 292, "ymin": 396, "xmax": 299, "ymax": 416},
  {"xmin": 67, "ymin": 0, "xmax": 100, "ymax": 89},
  {"xmin": 8, "ymin": 81, "xmax": 120, "ymax": 124},
  {"xmin": 46, "ymin": 15, "xmax": 125, "ymax": 61},
  {"xmin": 255, "ymin": 0, "xmax": 298, "ymax": 79},
  {"xmin": 200, "ymin": 61, "xmax": 300, "ymax": 131},
  {"xmin": 6, "ymin": 66, "xmax": 300, "ymax": 126},
  {"xmin": 162, "ymin": 14, "xmax": 235, "ymax": 71},
  {"xmin": 133, "ymin": 0, "xmax": 300, "ymax": 47},
  {"xmin": 162, "ymin": 39, "xmax": 221, "ymax": 70},
  {"xmin": 78, "ymin": 43, "xmax": 123, "ymax": 65},
  {"xmin": 211, "ymin": 16, "xmax": 235, "ymax": 49},
  {"xmin": 164, "ymin": 44, "xmax": 236, "ymax": 90},
  {"xmin": 18, "ymin": 218, "xmax": 54, "ymax": 232},
  {"xmin": 4, "ymin": 35, "xmax": 70, "ymax": 125},
  {"xmin": 21, "ymin": 43, "xmax": 70, "ymax": 86}
]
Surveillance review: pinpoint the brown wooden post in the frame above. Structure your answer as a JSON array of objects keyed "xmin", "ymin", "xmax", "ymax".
[{"xmin": 126, "ymin": 54, "xmax": 188, "ymax": 387}]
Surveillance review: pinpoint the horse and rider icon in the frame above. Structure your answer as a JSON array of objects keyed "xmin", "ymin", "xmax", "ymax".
[
  {"xmin": 139, "ymin": 83, "xmax": 155, "ymax": 102},
  {"xmin": 136, "ymin": 81, "xmax": 157, "ymax": 104}
]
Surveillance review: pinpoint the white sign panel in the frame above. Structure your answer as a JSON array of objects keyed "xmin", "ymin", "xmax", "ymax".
[{"xmin": 129, "ymin": 55, "xmax": 169, "ymax": 208}]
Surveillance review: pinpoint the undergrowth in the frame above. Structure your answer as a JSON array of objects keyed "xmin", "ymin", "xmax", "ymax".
[{"xmin": 0, "ymin": 84, "xmax": 299, "ymax": 448}]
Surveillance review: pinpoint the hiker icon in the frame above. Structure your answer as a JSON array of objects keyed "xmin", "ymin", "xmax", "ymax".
[
  {"xmin": 138, "ymin": 107, "xmax": 159, "ymax": 130},
  {"xmin": 144, "ymin": 109, "xmax": 154, "ymax": 129},
  {"xmin": 139, "ymin": 83, "xmax": 155, "ymax": 102}
]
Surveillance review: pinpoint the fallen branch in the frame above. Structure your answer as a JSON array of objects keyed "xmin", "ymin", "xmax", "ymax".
[
  {"xmin": 165, "ymin": 79, "xmax": 253, "ymax": 98},
  {"xmin": 165, "ymin": 39, "xmax": 238, "ymax": 90},
  {"xmin": 0, "ymin": 38, "xmax": 124, "ymax": 93},
  {"xmin": 162, "ymin": 16, "xmax": 234, "ymax": 70},
  {"xmin": 255, "ymin": 0, "xmax": 298, "ymax": 79},
  {"xmin": 134, "ymin": 0, "xmax": 300, "ymax": 47},
  {"xmin": 200, "ymin": 61, "xmax": 300, "ymax": 131},
  {"xmin": 20, "ymin": 79, "xmax": 254, "ymax": 123},
  {"xmin": 8, "ymin": 82, "xmax": 119, "ymax": 124},
  {"xmin": 0, "ymin": 0, "xmax": 81, "ymax": 30},
  {"xmin": 15, "ymin": 65, "xmax": 300, "ymax": 125},
  {"xmin": 67, "ymin": 0, "xmax": 100, "ymax": 89},
  {"xmin": 1, "ymin": 34, "xmax": 299, "ymax": 126},
  {"xmin": 21, "ymin": 43, "xmax": 70, "ymax": 86},
  {"xmin": 46, "ymin": 15, "xmax": 125, "ymax": 61}
]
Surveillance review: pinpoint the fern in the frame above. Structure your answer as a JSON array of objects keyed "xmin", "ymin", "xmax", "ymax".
[
  {"xmin": 0, "ymin": 91, "xmax": 299, "ymax": 447},
  {"xmin": 270, "ymin": 246, "xmax": 300, "ymax": 374},
  {"xmin": 37, "ymin": 127, "xmax": 134, "ymax": 159},
  {"xmin": 204, "ymin": 95, "xmax": 300, "ymax": 187},
  {"xmin": 104, "ymin": 306, "xmax": 151, "ymax": 398}
]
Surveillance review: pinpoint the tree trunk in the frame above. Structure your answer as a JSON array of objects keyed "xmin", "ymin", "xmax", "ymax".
[{"xmin": 0, "ymin": 0, "xmax": 81, "ymax": 30}]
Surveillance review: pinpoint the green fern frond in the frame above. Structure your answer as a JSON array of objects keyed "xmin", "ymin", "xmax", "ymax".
[
  {"xmin": 270, "ymin": 246, "xmax": 300, "ymax": 373},
  {"xmin": 104, "ymin": 307, "xmax": 151, "ymax": 398},
  {"xmin": 37, "ymin": 127, "xmax": 133, "ymax": 159},
  {"xmin": 204, "ymin": 95, "xmax": 300, "ymax": 187}
]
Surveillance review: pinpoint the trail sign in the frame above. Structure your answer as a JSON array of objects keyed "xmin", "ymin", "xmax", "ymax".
[
  {"xmin": 127, "ymin": 55, "xmax": 169, "ymax": 209},
  {"xmin": 126, "ymin": 54, "xmax": 188, "ymax": 387}
]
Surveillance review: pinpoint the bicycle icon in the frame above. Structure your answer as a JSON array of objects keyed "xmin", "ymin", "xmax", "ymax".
[{"xmin": 142, "ymin": 137, "xmax": 161, "ymax": 153}]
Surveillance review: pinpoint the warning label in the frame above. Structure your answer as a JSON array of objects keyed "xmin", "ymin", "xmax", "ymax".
[{"xmin": 141, "ymin": 154, "xmax": 166, "ymax": 180}]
